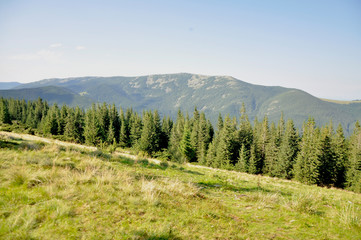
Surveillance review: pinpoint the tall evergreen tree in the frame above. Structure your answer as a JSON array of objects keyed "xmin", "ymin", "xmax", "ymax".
[
  {"xmin": 206, "ymin": 140, "xmax": 217, "ymax": 167},
  {"xmin": 0, "ymin": 98, "xmax": 11, "ymax": 124},
  {"xmin": 235, "ymin": 103, "xmax": 253, "ymax": 169},
  {"xmin": 215, "ymin": 115, "xmax": 236, "ymax": 169},
  {"xmin": 97, "ymin": 103, "xmax": 110, "ymax": 142},
  {"xmin": 274, "ymin": 119, "xmax": 299, "ymax": 179},
  {"xmin": 332, "ymin": 124, "xmax": 347, "ymax": 188},
  {"xmin": 139, "ymin": 110, "xmax": 155, "ymax": 155},
  {"xmin": 169, "ymin": 109, "xmax": 185, "ymax": 161},
  {"xmin": 108, "ymin": 104, "xmax": 121, "ymax": 143},
  {"xmin": 248, "ymin": 144, "xmax": 259, "ymax": 174},
  {"xmin": 295, "ymin": 118, "xmax": 322, "ymax": 185},
  {"xmin": 179, "ymin": 121, "xmax": 195, "ymax": 162},
  {"xmin": 160, "ymin": 116, "xmax": 173, "ymax": 149},
  {"xmin": 43, "ymin": 104, "xmax": 59, "ymax": 135},
  {"xmin": 129, "ymin": 112, "xmax": 142, "ymax": 147},
  {"xmin": 118, "ymin": 107, "xmax": 129, "ymax": 147},
  {"xmin": 264, "ymin": 123, "xmax": 279, "ymax": 176},
  {"xmin": 84, "ymin": 104, "xmax": 100, "ymax": 145},
  {"xmin": 236, "ymin": 144, "xmax": 249, "ymax": 172},
  {"xmin": 318, "ymin": 125, "xmax": 336, "ymax": 186},
  {"xmin": 346, "ymin": 121, "xmax": 361, "ymax": 192}
]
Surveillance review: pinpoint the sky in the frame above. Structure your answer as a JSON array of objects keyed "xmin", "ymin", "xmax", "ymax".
[{"xmin": 0, "ymin": 0, "xmax": 360, "ymax": 100}]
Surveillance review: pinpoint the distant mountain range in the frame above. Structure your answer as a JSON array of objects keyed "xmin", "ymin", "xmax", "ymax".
[
  {"xmin": 1, "ymin": 73, "xmax": 360, "ymax": 134},
  {"xmin": 0, "ymin": 82, "xmax": 21, "ymax": 90},
  {"xmin": 0, "ymin": 85, "xmax": 93, "ymax": 108}
]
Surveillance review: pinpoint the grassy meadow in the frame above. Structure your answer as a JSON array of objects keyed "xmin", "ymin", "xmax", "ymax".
[{"xmin": 0, "ymin": 132, "xmax": 360, "ymax": 239}]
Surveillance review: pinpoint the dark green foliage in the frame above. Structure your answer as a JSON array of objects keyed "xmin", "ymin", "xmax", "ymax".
[
  {"xmin": 346, "ymin": 121, "xmax": 361, "ymax": 192},
  {"xmin": 263, "ymin": 123, "xmax": 280, "ymax": 176},
  {"xmin": 332, "ymin": 124, "xmax": 347, "ymax": 188},
  {"xmin": 84, "ymin": 104, "xmax": 101, "ymax": 146},
  {"xmin": 274, "ymin": 120, "xmax": 299, "ymax": 179},
  {"xmin": 179, "ymin": 121, "xmax": 195, "ymax": 162},
  {"xmin": 0, "ymin": 97, "xmax": 358, "ymax": 193},
  {"xmin": 169, "ymin": 110, "xmax": 185, "ymax": 162},
  {"xmin": 318, "ymin": 126, "xmax": 336, "ymax": 186},
  {"xmin": 129, "ymin": 112, "xmax": 142, "ymax": 146},
  {"xmin": 64, "ymin": 107, "xmax": 84, "ymax": 143},
  {"xmin": 139, "ymin": 110, "xmax": 162, "ymax": 155},
  {"xmin": 0, "ymin": 98, "xmax": 11, "ymax": 124},
  {"xmin": 295, "ymin": 118, "xmax": 321, "ymax": 185},
  {"xmin": 118, "ymin": 107, "xmax": 130, "ymax": 148},
  {"xmin": 43, "ymin": 104, "xmax": 60, "ymax": 135},
  {"xmin": 236, "ymin": 144, "xmax": 249, "ymax": 172},
  {"xmin": 215, "ymin": 115, "xmax": 237, "ymax": 169}
]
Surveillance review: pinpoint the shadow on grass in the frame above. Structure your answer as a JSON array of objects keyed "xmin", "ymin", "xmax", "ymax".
[
  {"xmin": 177, "ymin": 168, "xmax": 204, "ymax": 176},
  {"xmin": 0, "ymin": 139, "xmax": 20, "ymax": 149},
  {"xmin": 197, "ymin": 180, "xmax": 291, "ymax": 197},
  {"xmin": 133, "ymin": 230, "xmax": 182, "ymax": 240},
  {"xmin": 0, "ymin": 138, "xmax": 46, "ymax": 151}
]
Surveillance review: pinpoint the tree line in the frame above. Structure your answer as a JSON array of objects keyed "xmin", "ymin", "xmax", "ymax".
[{"xmin": 1, "ymin": 97, "xmax": 360, "ymax": 193}]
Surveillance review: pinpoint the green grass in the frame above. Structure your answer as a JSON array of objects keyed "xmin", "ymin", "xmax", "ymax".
[
  {"xmin": 320, "ymin": 98, "xmax": 361, "ymax": 105},
  {"xmin": 1, "ymin": 135, "xmax": 361, "ymax": 239}
]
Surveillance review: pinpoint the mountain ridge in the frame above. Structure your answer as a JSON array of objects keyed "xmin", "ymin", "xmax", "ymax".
[
  {"xmin": 0, "ymin": 82, "xmax": 22, "ymax": 90},
  {"xmin": 5, "ymin": 73, "xmax": 361, "ymax": 134}
]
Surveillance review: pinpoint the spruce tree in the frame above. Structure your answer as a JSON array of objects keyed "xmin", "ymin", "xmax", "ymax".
[
  {"xmin": 197, "ymin": 112, "xmax": 211, "ymax": 163},
  {"xmin": 109, "ymin": 104, "xmax": 120, "ymax": 143},
  {"xmin": 346, "ymin": 121, "xmax": 361, "ymax": 192},
  {"xmin": 0, "ymin": 98, "xmax": 11, "ymax": 124},
  {"xmin": 64, "ymin": 110, "xmax": 76, "ymax": 141},
  {"xmin": 235, "ymin": 103, "xmax": 253, "ymax": 169},
  {"xmin": 84, "ymin": 104, "xmax": 100, "ymax": 146},
  {"xmin": 248, "ymin": 145, "xmax": 259, "ymax": 174},
  {"xmin": 236, "ymin": 144, "xmax": 249, "ymax": 172},
  {"xmin": 107, "ymin": 121, "xmax": 116, "ymax": 145},
  {"xmin": 179, "ymin": 121, "xmax": 195, "ymax": 162},
  {"xmin": 139, "ymin": 110, "xmax": 154, "ymax": 155},
  {"xmin": 274, "ymin": 119, "xmax": 299, "ymax": 179},
  {"xmin": 318, "ymin": 125, "xmax": 336, "ymax": 186},
  {"xmin": 215, "ymin": 115, "xmax": 235, "ymax": 169},
  {"xmin": 160, "ymin": 116, "xmax": 173, "ymax": 149},
  {"xmin": 295, "ymin": 118, "xmax": 322, "ymax": 185},
  {"xmin": 206, "ymin": 140, "xmax": 217, "ymax": 167},
  {"xmin": 332, "ymin": 124, "xmax": 347, "ymax": 188},
  {"xmin": 152, "ymin": 110, "xmax": 162, "ymax": 152},
  {"xmin": 264, "ymin": 123, "xmax": 279, "ymax": 176},
  {"xmin": 97, "ymin": 103, "xmax": 110, "ymax": 142},
  {"xmin": 129, "ymin": 112, "xmax": 142, "ymax": 147},
  {"xmin": 169, "ymin": 109, "xmax": 185, "ymax": 161},
  {"xmin": 118, "ymin": 107, "xmax": 129, "ymax": 147},
  {"xmin": 43, "ymin": 104, "xmax": 59, "ymax": 135}
]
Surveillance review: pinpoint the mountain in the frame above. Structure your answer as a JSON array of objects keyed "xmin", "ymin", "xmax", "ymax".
[
  {"xmin": 0, "ymin": 82, "xmax": 21, "ymax": 90},
  {"xmin": 11, "ymin": 73, "xmax": 361, "ymax": 134},
  {"xmin": 0, "ymin": 85, "xmax": 93, "ymax": 108}
]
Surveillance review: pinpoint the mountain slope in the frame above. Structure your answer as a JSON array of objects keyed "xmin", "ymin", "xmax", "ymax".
[
  {"xmin": 0, "ymin": 82, "xmax": 21, "ymax": 90},
  {"xmin": 0, "ymin": 85, "xmax": 93, "ymax": 108},
  {"xmin": 13, "ymin": 73, "xmax": 361, "ymax": 133}
]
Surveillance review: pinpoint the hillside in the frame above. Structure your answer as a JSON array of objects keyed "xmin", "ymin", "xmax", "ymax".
[
  {"xmin": 12, "ymin": 73, "xmax": 361, "ymax": 133},
  {"xmin": 0, "ymin": 82, "xmax": 21, "ymax": 90},
  {"xmin": 0, "ymin": 131, "xmax": 360, "ymax": 239},
  {"xmin": 0, "ymin": 86, "xmax": 93, "ymax": 108}
]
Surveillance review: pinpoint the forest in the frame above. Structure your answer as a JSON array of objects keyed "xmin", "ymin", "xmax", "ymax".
[{"xmin": 0, "ymin": 97, "xmax": 360, "ymax": 193}]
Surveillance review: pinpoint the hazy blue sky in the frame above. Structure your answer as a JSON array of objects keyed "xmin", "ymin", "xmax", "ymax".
[{"xmin": 0, "ymin": 0, "xmax": 360, "ymax": 100}]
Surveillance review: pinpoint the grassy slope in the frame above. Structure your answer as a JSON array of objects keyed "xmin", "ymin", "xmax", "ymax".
[
  {"xmin": 0, "ymin": 133, "xmax": 360, "ymax": 239},
  {"xmin": 320, "ymin": 99, "xmax": 361, "ymax": 105}
]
